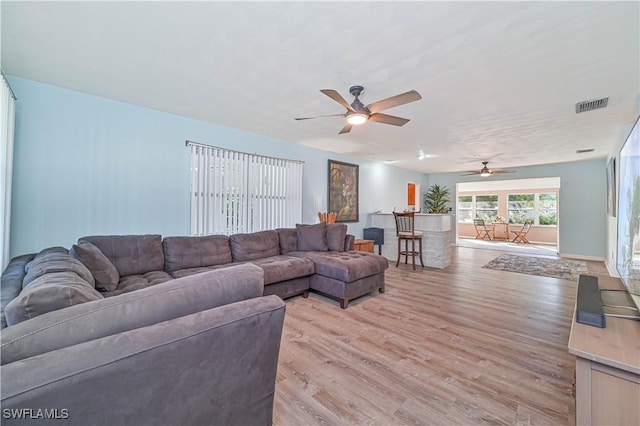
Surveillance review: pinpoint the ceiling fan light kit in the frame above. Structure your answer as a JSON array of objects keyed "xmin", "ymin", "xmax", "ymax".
[
  {"xmin": 296, "ymin": 85, "xmax": 422, "ymax": 134},
  {"xmin": 346, "ymin": 112, "xmax": 368, "ymax": 125}
]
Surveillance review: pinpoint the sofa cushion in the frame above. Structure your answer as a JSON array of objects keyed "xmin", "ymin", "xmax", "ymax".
[
  {"xmin": 296, "ymin": 223, "xmax": 328, "ymax": 251},
  {"xmin": 326, "ymin": 224, "xmax": 347, "ymax": 252},
  {"xmin": 23, "ymin": 251, "xmax": 95, "ymax": 289},
  {"xmin": 24, "ymin": 247, "xmax": 68, "ymax": 273},
  {"xmin": 1, "ymin": 254, "xmax": 36, "ymax": 329},
  {"xmin": 4, "ymin": 271, "xmax": 104, "ymax": 326},
  {"xmin": 249, "ymin": 256, "xmax": 315, "ymax": 285},
  {"xmin": 291, "ymin": 251, "xmax": 388, "ymax": 283},
  {"xmin": 163, "ymin": 235, "xmax": 232, "ymax": 272},
  {"xmin": 79, "ymin": 235, "xmax": 165, "ymax": 277},
  {"xmin": 70, "ymin": 241, "xmax": 120, "ymax": 291},
  {"xmin": 276, "ymin": 228, "xmax": 298, "ymax": 254},
  {"xmin": 101, "ymin": 271, "xmax": 175, "ymax": 297},
  {"xmin": 230, "ymin": 230, "xmax": 280, "ymax": 262},
  {"xmin": 170, "ymin": 263, "xmax": 236, "ymax": 279},
  {"xmin": 0, "ymin": 263, "xmax": 265, "ymax": 365}
]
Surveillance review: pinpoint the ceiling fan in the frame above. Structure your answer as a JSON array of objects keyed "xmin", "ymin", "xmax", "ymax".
[
  {"xmin": 461, "ymin": 161, "xmax": 516, "ymax": 177},
  {"xmin": 295, "ymin": 85, "xmax": 422, "ymax": 134}
]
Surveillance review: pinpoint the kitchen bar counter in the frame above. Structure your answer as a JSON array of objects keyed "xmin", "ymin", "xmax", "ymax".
[{"xmin": 370, "ymin": 213, "xmax": 452, "ymax": 268}]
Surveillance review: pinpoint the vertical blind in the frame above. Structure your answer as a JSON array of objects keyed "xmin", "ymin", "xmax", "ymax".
[
  {"xmin": 0, "ymin": 71, "xmax": 16, "ymax": 270},
  {"xmin": 188, "ymin": 141, "xmax": 303, "ymax": 236}
]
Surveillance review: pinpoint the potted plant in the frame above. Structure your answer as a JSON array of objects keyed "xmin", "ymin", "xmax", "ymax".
[{"xmin": 423, "ymin": 184, "xmax": 451, "ymax": 213}]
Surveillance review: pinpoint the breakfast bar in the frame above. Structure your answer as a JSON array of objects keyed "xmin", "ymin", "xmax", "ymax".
[{"xmin": 370, "ymin": 213, "xmax": 452, "ymax": 268}]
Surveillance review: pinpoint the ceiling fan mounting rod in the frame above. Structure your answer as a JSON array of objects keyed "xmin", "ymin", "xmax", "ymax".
[{"xmin": 349, "ymin": 85, "xmax": 364, "ymax": 98}]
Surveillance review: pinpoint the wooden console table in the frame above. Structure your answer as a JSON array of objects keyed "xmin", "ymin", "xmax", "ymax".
[
  {"xmin": 568, "ymin": 275, "xmax": 640, "ymax": 425},
  {"xmin": 353, "ymin": 239, "xmax": 374, "ymax": 253}
]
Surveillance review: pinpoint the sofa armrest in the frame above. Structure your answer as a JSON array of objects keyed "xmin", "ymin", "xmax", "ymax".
[
  {"xmin": 1, "ymin": 254, "xmax": 36, "ymax": 329},
  {"xmin": 345, "ymin": 234, "xmax": 355, "ymax": 251},
  {"xmin": 0, "ymin": 295, "xmax": 286, "ymax": 426}
]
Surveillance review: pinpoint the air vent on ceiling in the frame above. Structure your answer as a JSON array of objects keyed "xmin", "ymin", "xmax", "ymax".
[
  {"xmin": 576, "ymin": 97, "xmax": 609, "ymax": 114},
  {"xmin": 576, "ymin": 148, "xmax": 595, "ymax": 154}
]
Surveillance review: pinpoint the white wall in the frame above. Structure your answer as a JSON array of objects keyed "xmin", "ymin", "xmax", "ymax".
[{"xmin": 8, "ymin": 76, "xmax": 426, "ymax": 256}]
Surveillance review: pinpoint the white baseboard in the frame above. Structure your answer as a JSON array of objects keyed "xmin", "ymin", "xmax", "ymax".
[
  {"xmin": 604, "ymin": 259, "xmax": 620, "ymax": 277},
  {"xmin": 559, "ymin": 253, "xmax": 605, "ymax": 262}
]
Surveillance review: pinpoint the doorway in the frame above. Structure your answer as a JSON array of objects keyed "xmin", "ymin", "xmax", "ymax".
[
  {"xmin": 456, "ymin": 177, "xmax": 560, "ymax": 255},
  {"xmin": 407, "ymin": 182, "xmax": 420, "ymax": 212}
]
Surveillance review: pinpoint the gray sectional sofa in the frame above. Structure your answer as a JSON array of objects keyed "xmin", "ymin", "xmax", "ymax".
[
  {"xmin": 1, "ymin": 264, "xmax": 285, "ymax": 425},
  {"xmin": 0, "ymin": 222, "xmax": 388, "ymax": 425}
]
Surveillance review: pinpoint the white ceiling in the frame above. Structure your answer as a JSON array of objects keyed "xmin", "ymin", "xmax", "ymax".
[{"xmin": 2, "ymin": 1, "xmax": 639, "ymax": 174}]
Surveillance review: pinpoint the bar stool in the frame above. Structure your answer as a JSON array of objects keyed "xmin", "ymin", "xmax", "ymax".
[{"xmin": 393, "ymin": 211, "xmax": 424, "ymax": 270}]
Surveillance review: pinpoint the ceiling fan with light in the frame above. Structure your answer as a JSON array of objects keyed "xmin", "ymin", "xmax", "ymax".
[
  {"xmin": 295, "ymin": 85, "xmax": 422, "ymax": 134},
  {"xmin": 461, "ymin": 161, "xmax": 516, "ymax": 177}
]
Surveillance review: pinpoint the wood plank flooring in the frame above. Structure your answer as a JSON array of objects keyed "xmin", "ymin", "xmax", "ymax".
[{"xmin": 273, "ymin": 246, "xmax": 608, "ymax": 425}]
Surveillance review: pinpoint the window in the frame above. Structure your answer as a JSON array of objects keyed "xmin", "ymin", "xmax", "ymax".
[
  {"xmin": 508, "ymin": 192, "xmax": 557, "ymax": 225},
  {"xmin": 1, "ymin": 72, "xmax": 16, "ymax": 270},
  {"xmin": 457, "ymin": 195, "xmax": 473, "ymax": 223},
  {"xmin": 538, "ymin": 193, "xmax": 558, "ymax": 225},
  {"xmin": 457, "ymin": 194, "xmax": 498, "ymax": 223},
  {"xmin": 188, "ymin": 142, "xmax": 303, "ymax": 235},
  {"xmin": 475, "ymin": 195, "xmax": 498, "ymax": 222},
  {"xmin": 508, "ymin": 194, "xmax": 535, "ymax": 224}
]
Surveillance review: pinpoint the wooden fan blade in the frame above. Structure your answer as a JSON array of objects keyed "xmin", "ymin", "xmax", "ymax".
[
  {"xmin": 491, "ymin": 170, "xmax": 516, "ymax": 174},
  {"xmin": 295, "ymin": 113, "xmax": 345, "ymax": 121},
  {"xmin": 369, "ymin": 113, "xmax": 410, "ymax": 127},
  {"xmin": 459, "ymin": 172, "xmax": 481, "ymax": 176},
  {"xmin": 320, "ymin": 89, "xmax": 355, "ymax": 112},
  {"xmin": 366, "ymin": 90, "xmax": 422, "ymax": 114},
  {"xmin": 338, "ymin": 123, "xmax": 353, "ymax": 134}
]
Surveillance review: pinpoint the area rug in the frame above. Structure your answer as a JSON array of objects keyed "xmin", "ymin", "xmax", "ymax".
[{"xmin": 482, "ymin": 254, "xmax": 588, "ymax": 281}]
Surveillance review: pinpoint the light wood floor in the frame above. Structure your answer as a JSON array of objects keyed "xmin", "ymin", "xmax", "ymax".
[{"xmin": 273, "ymin": 246, "xmax": 609, "ymax": 425}]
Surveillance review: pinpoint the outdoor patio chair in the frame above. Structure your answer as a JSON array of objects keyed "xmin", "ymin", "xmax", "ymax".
[
  {"xmin": 473, "ymin": 219, "xmax": 492, "ymax": 240},
  {"xmin": 511, "ymin": 221, "xmax": 532, "ymax": 243}
]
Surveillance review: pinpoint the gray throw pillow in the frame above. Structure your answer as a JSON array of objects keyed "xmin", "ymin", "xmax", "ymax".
[
  {"xmin": 23, "ymin": 251, "xmax": 95, "ymax": 289},
  {"xmin": 326, "ymin": 224, "xmax": 347, "ymax": 252},
  {"xmin": 296, "ymin": 223, "xmax": 328, "ymax": 251},
  {"xmin": 70, "ymin": 241, "xmax": 120, "ymax": 291},
  {"xmin": 4, "ymin": 271, "xmax": 103, "ymax": 326},
  {"xmin": 276, "ymin": 228, "xmax": 298, "ymax": 254},
  {"xmin": 24, "ymin": 247, "xmax": 68, "ymax": 273}
]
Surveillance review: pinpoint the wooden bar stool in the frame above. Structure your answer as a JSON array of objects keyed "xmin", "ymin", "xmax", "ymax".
[{"xmin": 393, "ymin": 211, "xmax": 424, "ymax": 270}]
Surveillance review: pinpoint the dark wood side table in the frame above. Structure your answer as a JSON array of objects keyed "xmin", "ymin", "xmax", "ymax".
[{"xmin": 353, "ymin": 239, "xmax": 374, "ymax": 253}]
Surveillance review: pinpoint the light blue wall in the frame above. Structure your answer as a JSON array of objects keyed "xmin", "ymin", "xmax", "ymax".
[
  {"xmin": 9, "ymin": 76, "xmax": 609, "ymax": 260},
  {"xmin": 426, "ymin": 159, "xmax": 607, "ymax": 258},
  {"xmin": 8, "ymin": 76, "xmax": 426, "ymax": 256}
]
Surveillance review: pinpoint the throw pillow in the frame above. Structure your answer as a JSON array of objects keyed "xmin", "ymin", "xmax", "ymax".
[
  {"xmin": 70, "ymin": 241, "xmax": 120, "ymax": 291},
  {"xmin": 4, "ymin": 271, "xmax": 103, "ymax": 326},
  {"xmin": 326, "ymin": 224, "xmax": 347, "ymax": 252},
  {"xmin": 296, "ymin": 223, "xmax": 328, "ymax": 251},
  {"xmin": 276, "ymin": 228, "xmax": 298, "ymax": 254},
  {"xmin": 23, "ymin": 251, "xmax": 95, "ymax": 289},
  {"xmin": 24, "ymin": 246, "xmax": 68, "ymax": 273}
]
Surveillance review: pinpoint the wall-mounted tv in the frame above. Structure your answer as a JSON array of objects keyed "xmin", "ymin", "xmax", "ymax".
[{"xmin": 616, "ymin": 115, "xmax": 640, "ymax": 309}]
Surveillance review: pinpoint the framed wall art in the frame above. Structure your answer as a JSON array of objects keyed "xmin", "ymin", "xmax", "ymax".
[{"xmin": 328, "ymin": 160, "xmax": 359, "ymax": 222}]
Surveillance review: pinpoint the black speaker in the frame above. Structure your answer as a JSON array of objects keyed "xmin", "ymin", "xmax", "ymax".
[{"xmin": 363, "ymin": 227, "xmax": 384, "ymax": 255}]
